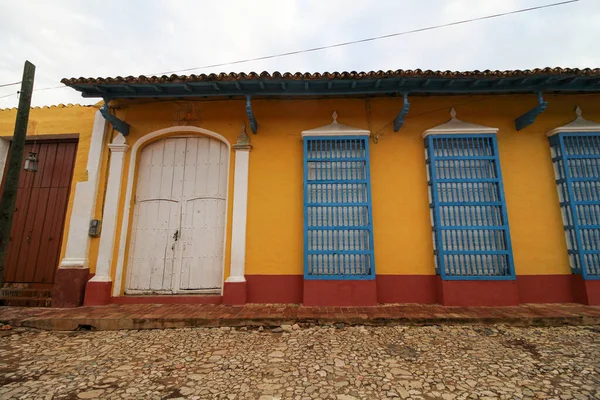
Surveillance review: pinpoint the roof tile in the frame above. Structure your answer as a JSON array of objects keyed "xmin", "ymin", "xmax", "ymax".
[{"xmin": 61, "ymin": 67, "xmax": 600, "ymax": 86}]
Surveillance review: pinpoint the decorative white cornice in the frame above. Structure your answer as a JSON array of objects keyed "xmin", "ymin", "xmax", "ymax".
[
  {"xmin": 546, "ymin": 106, "xmax": 600, "ymax": 137},
  {"xmin": 301, "ymin": 111, "xmax": 370, "ymax": 137},
  {"xmin": 422, "ymin": 108, "xmax": 498, "ymax": 138},
  {"xmin": 108, "ymin": 133, "xmax": 129, "ymax": 152}
]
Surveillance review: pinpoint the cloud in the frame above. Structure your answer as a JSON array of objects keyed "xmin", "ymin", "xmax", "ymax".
[{"xmin": 0, "ymin": 0, "xmax": 598, "ymax": 108}]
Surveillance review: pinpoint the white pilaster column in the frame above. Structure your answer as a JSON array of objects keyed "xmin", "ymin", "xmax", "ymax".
[
  {"xmin": 226, "ymin": 126, "xmax": 252, "ymax": 283},
  {"xmin": 90, "ymin": 133, "xmax": 129, "ymax": 283},
  {"xmin": 59, "ymin": 110, "xmax": 107, "ymax": 269}
]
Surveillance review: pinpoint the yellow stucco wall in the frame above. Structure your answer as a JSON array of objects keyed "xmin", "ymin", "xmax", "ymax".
[
  {"xmin": 104, "ymin": 93, "xmax": 598, "ymax": 288},
  {"xmin": 0, "ymin": 104, "xmax": 98, "ymax": 268}
]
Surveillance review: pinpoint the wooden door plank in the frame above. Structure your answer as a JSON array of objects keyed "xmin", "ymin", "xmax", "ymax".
[
  {"xmin": 182, "ymin": 137, "xmax": 199, "ymax": 200},
  {"xmin": 148, "ymin": 140, "xmax": 166, "ymax": 200},
  {"xmin": 158, "ymin": 139, "xmax": 176, "ymax": 201},
  {"xmin": 13, "ymin": 186, "xmax": 40, "ymax": 282},
  {"xmin": 135, "ymin": 143, "xmax": 153, "ymax": 202},
  {"xmin": 217, "ymin": 142, "xmax": 229, "ymax": 199},
  {"xmin": 44, "ymin": 187, "xmax": 70, "ymax": 283},
  {"xmin": 194, "ymin": 138, "xmax": 210, "ymax": 198},
  {"xmin": 34, "ymin": 186, "xmax": 59, "ymax": 283},
  {"xmin": 205, "ymin": 139, "xmax": 222, "ymax": 198},
  {"xmin": 3, "ymin": 187, "xmax": 28, "ymax": 281},
  {"xmin": 171, "ymin": 138, "xmax": 187, "ymax": 202},
  {"xmin": 35, "ymin": 142, "xmax": 55, "ymax": 188},
  {"xmin": 22, "ymin": 187, "xmax": 50, "ymax": 281}
]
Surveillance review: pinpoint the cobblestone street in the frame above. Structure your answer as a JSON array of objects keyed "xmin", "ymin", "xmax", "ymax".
[{"xmin": 0, "ymin": 324, "xmax": 598, "ymax": 400}]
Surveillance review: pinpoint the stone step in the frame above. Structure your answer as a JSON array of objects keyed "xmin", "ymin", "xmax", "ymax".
[
  {"xmin": 0, "ymin": 296, "xmax": 52, "ymax": 307},
  {"xmin": 0, "ymin": 288, "xmax": 52, "ymax": 298}
]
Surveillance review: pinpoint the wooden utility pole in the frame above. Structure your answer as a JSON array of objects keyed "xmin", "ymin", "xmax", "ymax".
[{"xmin": 0, "ymin": 61, "xmax": 35, "ymax": 284}]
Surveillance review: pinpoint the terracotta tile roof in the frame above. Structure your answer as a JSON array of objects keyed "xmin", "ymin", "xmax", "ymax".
[
  {"xmin": 61, "ymin": 67, "xmax": 600, "ymax": 86},
  {"xmin": 0, "ymin": 103, "xmax": 95, "ymax": 112}
]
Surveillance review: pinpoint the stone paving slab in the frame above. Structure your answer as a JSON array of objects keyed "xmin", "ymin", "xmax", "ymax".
[
  {"xmin": 0, "ymin": 324, "xmax": 598, "ymax": 399},
  {"xmin": 1, "ymin": 303, "xmax": 599, "ymax": 331}
]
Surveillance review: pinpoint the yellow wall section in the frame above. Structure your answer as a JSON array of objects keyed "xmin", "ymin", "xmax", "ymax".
[
  {"xmin": 104, "ymin": 94, "xmax": 598, "ymax": 283},
  {"xmin": 0, "ymin": 104, "xmax": 98, "ymax": 269},
  {"xmin": 2, "ymin": 94, "xmax": 590, "ymax": 288}
]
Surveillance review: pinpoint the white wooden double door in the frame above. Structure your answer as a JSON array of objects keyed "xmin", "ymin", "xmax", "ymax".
[{"xmin": 126, "ymin": 136, "xmax": 228, "ymax": 294}]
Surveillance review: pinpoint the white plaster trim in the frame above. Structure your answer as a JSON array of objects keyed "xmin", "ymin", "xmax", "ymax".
[
  {"xmin": 225, "ymin": 276, "xmax": 247, "ymax": 283},
  {"xmin": 59, "ymin": 258, "xmax": 89, "ymax": 268},
  {"xmin": 95, "ymin": 133, "xmax": 129, "ymax": 283},
  {"xmin": 547, "ymin": 106, "xmax": 600, "ymax": 136},
  {"xmin": 89, "ymin": 275, "xmax": 112, "ymax": 282},
  {"xmin": 0, "ymin": 138, "xmax": 9, "ymax": 184},
  {"xmin": 226, "ymin": 148, "xmax": 251, "ymax": 283},
  {"xmin": 60, "ymin": 110, "xmax": 107, "ymax": 269},
  {"xmin": 301, "ymin": 111, "xmax": 370, "ymax": 137},
  {"xmin": 422, "ymin": 108, "xmax": 498, "ymax": 138},
  {"xmin": 112, "ymin": 126, "xmax": 231, "ymax": 297}
]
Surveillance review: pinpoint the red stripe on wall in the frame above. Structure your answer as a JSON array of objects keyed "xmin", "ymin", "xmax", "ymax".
[
  {"xmin": 376, "ymin": 275, "xmax": 437, "ymax": 304},
  {"xmin": 516, "ymin": 275, "xmax": 575, "ymax": 303},
  {"xmin": 246, "ymin": 275, "xmax": 304, "ymax": 304}
]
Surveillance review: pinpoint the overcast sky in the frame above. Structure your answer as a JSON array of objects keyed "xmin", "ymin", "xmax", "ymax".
[{"xmin": 0, "ymin": 0, "xmax": 598, "ymax": 108}]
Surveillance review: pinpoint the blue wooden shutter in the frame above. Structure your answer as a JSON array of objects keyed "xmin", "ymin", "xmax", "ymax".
[
  {"xmin": 303, "ymin": 136, "xmax": 375, "ymax": 280},
  {"xmin": 549, "ymin": 133, "xmax": 600, "ymax": 279},
  {"xmin": 425, "ymin": 134, "xmax": 515, "ymax": 280}
]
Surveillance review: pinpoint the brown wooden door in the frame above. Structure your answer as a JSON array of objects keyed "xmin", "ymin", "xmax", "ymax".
[{"xmin": 0, "ymin": 140, "xmax": 77, "ymax": 284}]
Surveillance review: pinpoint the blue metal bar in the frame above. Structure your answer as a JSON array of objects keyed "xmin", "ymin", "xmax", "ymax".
[
  {"xmin": 434, "ymin": 178, "xmax": 500, "ymax": 183},
  {"xmin": 303, "ymin": 135, "xmax": 375, "ymax": 280},
  {"xmin": 306, "ymin": 157, "xmax": 366, "ymax": 162},
  {"xmin": 307, "ymin": 202, "xmax": 369, "ymax": 207},
  {"xmin": 427, "ymin": 136, "xmax": 446, "ymax": 279},
  {"xmin": 438, "ymin": 201, "xmax": 503, "ymax": 206},
  {"xmin": 443, "ymin": 250, "xmax": 510, "ymax": 255},
  {"xmin": 393, "ymin": 93, "xmax": 410, "ymax": 132},
  {"xmin": 307, "ymin": 180, "xmax": 369, "ymax": 184},
  {"xmin": 303, "ymin": 137, "xmax": 310, "ymax": 276},
  {"xmin": 99, "ymin": 103, "xmax": 130, "ymax": 136},
  {"xmin": 564, "ymin": 155, "xmax": 600, "ymax": 159},
  {"xmin": 440, "ymin": 226, "xmax": 506, "ymax": 230},
  {"xmin": 491, "ymin": 135, "xmax": 516, "ymax": 279},
  {"xmin": 426, "ymin": 134, "xmax": 515, "ymax": 280},
  {"xmin": 514, "ymin": 92, "xmax": 548, "ymax": 131},
  {"xmin": 308, "ymin": 250, "xmax": 372, "ymax": 255},
  {"xmin": 245, "ymin": 95, "xmax": 258, "ymax": 134},
  {"xmin": 559, "ymin": 134, "xmax": 588, "ymax": 278}
]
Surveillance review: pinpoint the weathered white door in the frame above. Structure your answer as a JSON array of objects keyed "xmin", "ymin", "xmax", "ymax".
[{"xmin": 126, "ymin": 136, "xmax": 228, "ymax": 294}]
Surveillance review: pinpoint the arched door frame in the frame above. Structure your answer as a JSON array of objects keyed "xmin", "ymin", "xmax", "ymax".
[{"xmin": 112, "ymin": 126, "xmax": 231, "ymax": 297}]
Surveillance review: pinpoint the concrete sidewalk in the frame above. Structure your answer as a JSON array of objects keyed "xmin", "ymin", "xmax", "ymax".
[{"xmin": 1, "ymin": 303, "xmax": 599, "ymax": 331}]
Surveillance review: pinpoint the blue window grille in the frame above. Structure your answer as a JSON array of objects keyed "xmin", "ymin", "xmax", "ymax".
[
  {"xmin": 425, "ymin": 134, "xmax": 516, "ymax": 280},
  {"xmin": 549, "ymin": 133, "xmax": 600, "ymax": 280},
  {"xmin": 303, "ymin": 136, "xmax": 375, "ymax": 280}
]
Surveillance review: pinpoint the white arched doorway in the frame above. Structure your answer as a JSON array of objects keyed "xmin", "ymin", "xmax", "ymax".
[{"xmin": 112, "ymin": 127, "xmax": 231, "ymax": 297}]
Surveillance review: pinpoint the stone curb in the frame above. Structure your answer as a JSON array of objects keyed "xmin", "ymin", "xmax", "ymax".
[{"xmin": 2, "ymin": 315, "xmax": 599, "ymax": 331}]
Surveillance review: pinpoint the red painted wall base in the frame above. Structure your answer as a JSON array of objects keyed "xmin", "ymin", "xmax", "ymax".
[
  {"xmin": 572, "ymin": 275, "xmax": 600, "ymax": 306},
  {"xmin": 376, "ymin": 275, "xmax": 437, "ymax": 304},
  {"xmin": 111, "ymin": 295, "xmax": 222, "ymax": 305},
  {"xmin": 51, "ymin": 267, "xmax": 90, "ymax": 308},
  {"xmin": 246, "ymin": 275, "xmax": 303, "ymax": 303},
  {"xmin": 516, "ymin": 275, "xmax": 575, "ymax": 303},
  {"xmin": 75, "ymin": 273, "xmax": 598, "ymax": 306},
  {"xmin": 303, "ymin": 279, "xmax": 377, "ymax": 306},
  {"xmin": 223, "ymin": 281, "xmax": 247, "ymax": 305},
  {"xmin": 83, "ymin": 280, "xmax": 112, "ymax": 306},
  {"xmin": 436, "ymin": 277, "xmax": 520, "ymax": 306}
]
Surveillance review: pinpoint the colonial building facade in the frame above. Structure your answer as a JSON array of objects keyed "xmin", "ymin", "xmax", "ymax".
[{"xmin": 1, "ymin": 68, "xmax": 599, "ymax": 306}]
